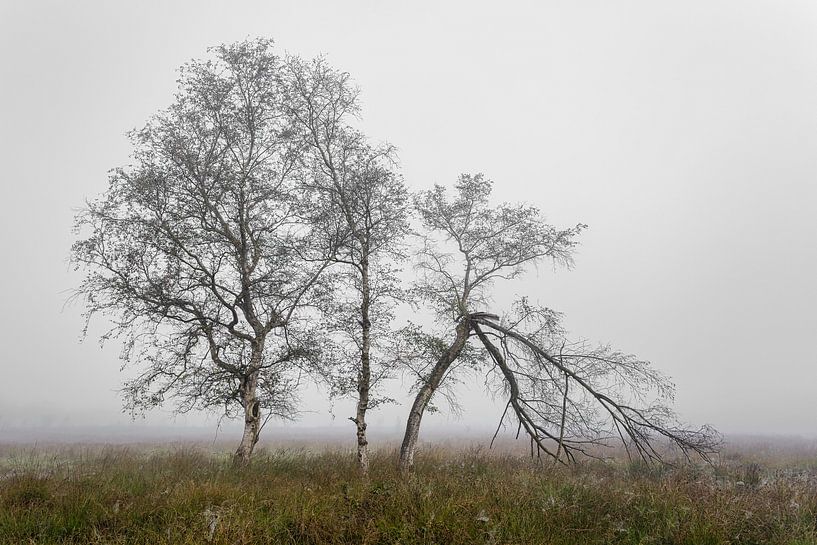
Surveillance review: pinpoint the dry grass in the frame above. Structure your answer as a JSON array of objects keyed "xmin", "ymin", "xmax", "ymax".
[{"xmin": 1, "ymin": 441, "xmax": 817, "ymax": 544}]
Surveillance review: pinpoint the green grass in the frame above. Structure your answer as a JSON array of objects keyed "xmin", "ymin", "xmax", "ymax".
[{"xmin": 1, "ymin": 445, "xmax": 816, "ymax": 544}]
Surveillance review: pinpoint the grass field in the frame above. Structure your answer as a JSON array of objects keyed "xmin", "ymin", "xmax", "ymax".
[{"xmin": 2, "ymin": 441, "xmax": 817, "ymax": 544}]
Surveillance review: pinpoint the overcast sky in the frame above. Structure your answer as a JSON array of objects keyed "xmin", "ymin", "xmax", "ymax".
[{"xmin": 1, "ymin": 0, "xmax": 816, "ymax": 442}]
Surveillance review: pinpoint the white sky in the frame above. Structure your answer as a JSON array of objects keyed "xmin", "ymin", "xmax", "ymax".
[{"xmin": 1, "ymin": 0, "xmax": 816, "ymax": 442}]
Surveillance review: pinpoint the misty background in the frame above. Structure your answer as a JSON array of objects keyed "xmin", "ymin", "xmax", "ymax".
[{"xmin": 1, "ymin": 0, "xmax": 815, "ymax": 443}]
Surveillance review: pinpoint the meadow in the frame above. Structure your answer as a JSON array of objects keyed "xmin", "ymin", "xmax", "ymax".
[{"xmin": 2, "ymin": 439, "xmax": 817, "ymax": 544}]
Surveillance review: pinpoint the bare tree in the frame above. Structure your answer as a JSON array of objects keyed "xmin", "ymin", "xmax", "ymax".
[
  {"xmin": 398, "ymin": 174, "xmax": 717, "ymax": 473},
  {"xmin": 71, "ymin": 40, "xmax": 338, "ymax": 464},
  {"xmin": 398, "ymin": 174, "xmax": 584, "ymax": 472},
  {"xmin": 282, "ymin": 57, "xmax": 411, "ymax": 474}
]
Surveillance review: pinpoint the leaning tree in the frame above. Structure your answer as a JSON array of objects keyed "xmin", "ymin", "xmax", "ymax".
[
  {"xmin": 71, "ymin": 40, "xmax": 340, "ymax": 464},
  {"xmin": 398, "ymin": 174, "xmax": 719, "ymax": 473}
]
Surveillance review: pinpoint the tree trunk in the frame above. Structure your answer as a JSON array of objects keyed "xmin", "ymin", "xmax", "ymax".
[
  {"xmin": 354, "ymin": 391, "xmax": 370, "ymax": 475},
  {"xmin": 398, "ymin": 318, "xmax": 471, "ymax": 474},
  {"xmin": 354, "ymin": 258, "xmax": 372, "ymax": 475},
  {"xmin": 234, "ymin": 348, "xmax": 263, "ymax": 465}
]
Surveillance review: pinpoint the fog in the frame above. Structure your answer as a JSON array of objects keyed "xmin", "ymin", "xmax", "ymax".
[{"xmin": 1, "ymin": 0, "xmax": 816, "ymax": 444}]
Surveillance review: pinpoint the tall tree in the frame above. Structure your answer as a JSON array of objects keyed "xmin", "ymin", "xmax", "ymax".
[
  {"xmin": 71, "ymin": 40, "xmax": 338, "ymax": 464},
  {"xmin": 283, "ymin": 57, "xmax": 411, "ymax": 474}
]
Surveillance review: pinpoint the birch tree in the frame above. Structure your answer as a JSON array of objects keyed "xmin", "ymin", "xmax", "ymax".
[
  {"xmin": 71, "ymin": 40, "xmax": 338, "ymax": 464},
  {"xmin": 398, "ymin": 174, "xmax": 718, "ymax": 473},
  {"xmin": 398, "ymin": 173, "xmax": 584, "ymax": 472},
  {"xmin": 283, "ymin": 57, "xmax": 411, "ymax": 474}
]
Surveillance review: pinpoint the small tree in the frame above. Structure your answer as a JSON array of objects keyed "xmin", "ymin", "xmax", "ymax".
[
  {"xmin": 71, "ymin": 40, "xmax": 338, "ymax": 464},
  {"xmin": 398, "ymin": 174, "xmax": 717, "ymax": 473},
  {"xmin": 283, "ymin": 57, "xmax": 411, "ymax": 474},
  {"xmin": 398, "ymin": 174, "xmax": 584, "ymax": 471}
]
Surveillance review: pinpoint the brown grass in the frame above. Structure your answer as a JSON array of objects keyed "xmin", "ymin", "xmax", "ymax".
[{"xmin": 1, "ymin": 440, "xmax": 816, "ymax": 544}]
